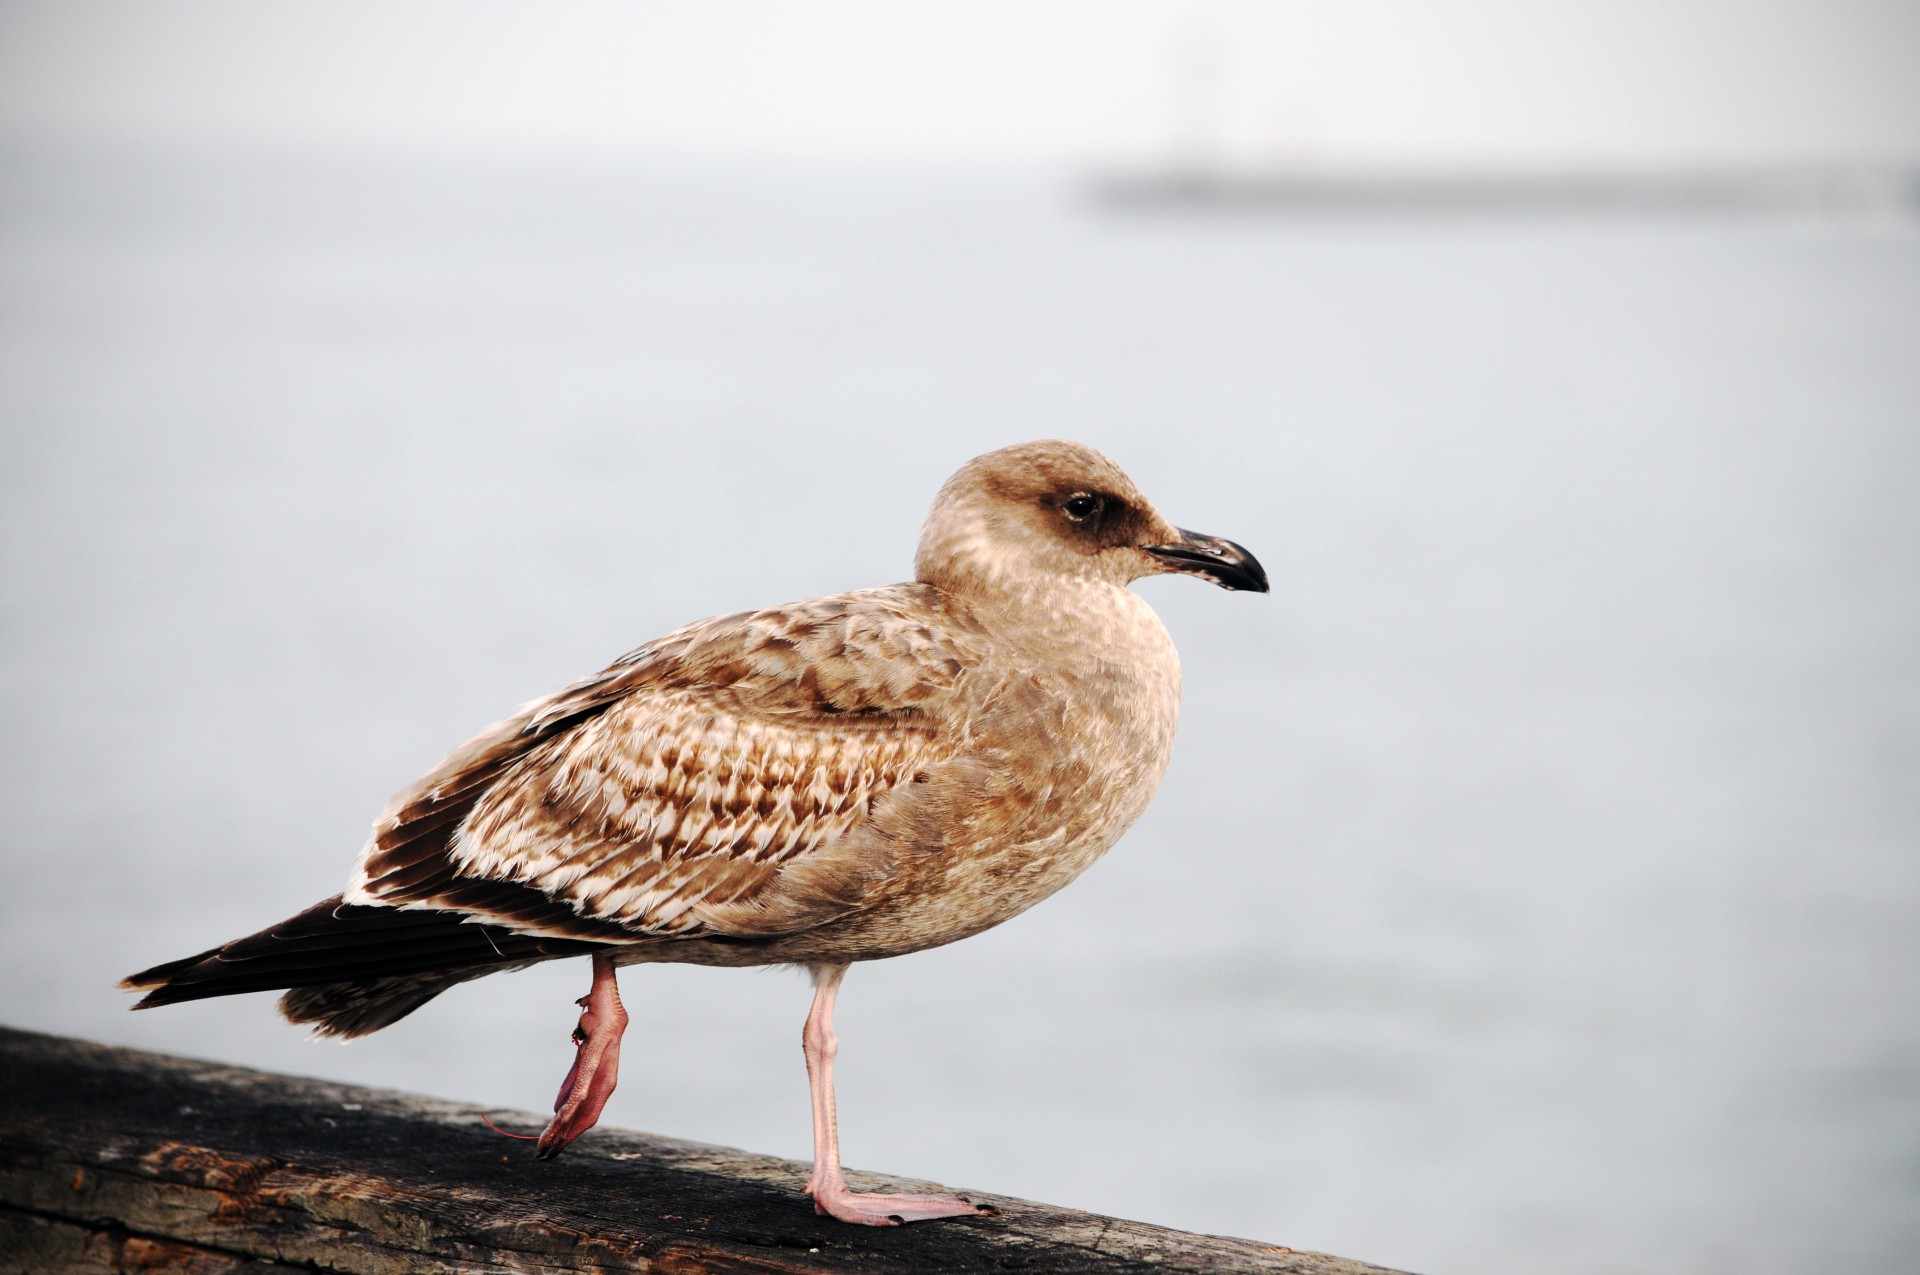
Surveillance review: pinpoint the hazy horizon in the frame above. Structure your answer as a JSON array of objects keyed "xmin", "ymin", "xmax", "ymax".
[{"xmin": 3, "ymin": 2, "xmax": 1917, "ymax": 169}]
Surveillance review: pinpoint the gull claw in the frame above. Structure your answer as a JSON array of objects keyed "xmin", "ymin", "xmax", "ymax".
[
  {"xmin": 535, "ymin": 954, "xmax": 627, "ymax": 1160},
  {"xmin": 809, "ymin": 1185, "xmax": 986, "ymax": 1227}
]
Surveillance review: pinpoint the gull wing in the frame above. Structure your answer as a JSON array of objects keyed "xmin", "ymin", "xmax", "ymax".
[{"xmin": 348, "ymin": 586, "xmax": 977, "ymax": 941}]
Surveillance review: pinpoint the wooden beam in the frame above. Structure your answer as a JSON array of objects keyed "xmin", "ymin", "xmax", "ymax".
[{"xmin": 0, "ymin": 1027, "xmax": 1411, "ymax": 1274}]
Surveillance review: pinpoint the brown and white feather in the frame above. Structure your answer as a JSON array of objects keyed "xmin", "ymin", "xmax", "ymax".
[
  {"xmin": 346, "ymin": 587, "xmax": 987, "ymax": 944},
  {"xmin": 123, "ymin": 440, "xmax": 1253, "ymax": 1038}
]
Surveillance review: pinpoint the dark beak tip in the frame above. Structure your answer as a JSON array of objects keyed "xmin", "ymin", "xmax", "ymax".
[{"xmin": 1148, "ymin": 533, "xmax": 1270, "ymax": 594}]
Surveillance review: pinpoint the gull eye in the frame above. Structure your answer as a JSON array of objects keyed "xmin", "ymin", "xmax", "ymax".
[{"xmin": 1062, "ymin": 493, "xmax": 1103, "ymax": 522}]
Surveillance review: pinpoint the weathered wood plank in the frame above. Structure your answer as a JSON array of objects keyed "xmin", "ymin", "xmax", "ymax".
[{"xmin": 0, "ymin": 1027, "xmax": 1411, "ymax": 1274}]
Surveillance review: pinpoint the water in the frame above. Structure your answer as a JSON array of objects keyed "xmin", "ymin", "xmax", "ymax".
[{"xmin": 2, "ymin": 144, "xmax": 1916, "ymax": 1275}]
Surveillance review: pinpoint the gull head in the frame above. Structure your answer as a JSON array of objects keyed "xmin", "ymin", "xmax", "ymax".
[{"xmin": 914, "ymin": 440, "xmax": 1268, "ymax": 597}]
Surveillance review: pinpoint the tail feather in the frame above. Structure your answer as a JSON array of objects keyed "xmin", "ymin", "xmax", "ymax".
[
  {"xmin": 279, "ymin": 973, "xmax": 477, "ymax": 1039},
  {"xmin": 122, "ymin": 894, "xmax": 606, "ymax": 1037}
]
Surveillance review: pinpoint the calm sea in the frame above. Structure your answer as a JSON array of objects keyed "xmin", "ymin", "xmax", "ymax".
[{"xmin": 3, "ymin": 144, "xmax": 1916, "ymax": 1274}]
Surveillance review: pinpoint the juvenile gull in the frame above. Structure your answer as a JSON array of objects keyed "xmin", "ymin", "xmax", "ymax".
[{"xmin": 124, "ymin": 439, "xmax": 1268, "ymax": 1225}]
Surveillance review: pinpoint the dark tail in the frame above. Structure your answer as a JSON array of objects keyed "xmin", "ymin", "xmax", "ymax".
[{"xmin": 121, "ymin": 895, "xmax": 604, "ymax": 1039}]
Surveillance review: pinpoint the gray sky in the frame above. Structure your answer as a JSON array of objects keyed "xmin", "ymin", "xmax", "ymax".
[{"xmin": 2, "ymin": 1, "xmax": 1917, "ymax": 166}]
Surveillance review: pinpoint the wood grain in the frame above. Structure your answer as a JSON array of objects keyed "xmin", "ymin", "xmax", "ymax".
[{"xmin": 0, "ymin": 1027, "xmax": 1412, "ymax": 1274}]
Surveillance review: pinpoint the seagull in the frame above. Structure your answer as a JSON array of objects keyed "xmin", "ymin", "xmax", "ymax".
[{"xmin": 123, "ymin": 439, "xmax": 1268, "ymax": 1225}]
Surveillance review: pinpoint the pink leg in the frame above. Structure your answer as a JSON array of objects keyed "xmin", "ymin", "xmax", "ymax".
[
  {"xmin": 802, "ymin": 963, "xmax": 984, "ymax": 1225},
  {"xmin": 537, "ymin": 950, "xmax": 628, "ymax": 1160}
]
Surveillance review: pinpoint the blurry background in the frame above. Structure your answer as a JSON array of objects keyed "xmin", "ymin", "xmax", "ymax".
[{"xmin": 3, "ymin": 4, "xmax": 1917, "ymax": 1273}]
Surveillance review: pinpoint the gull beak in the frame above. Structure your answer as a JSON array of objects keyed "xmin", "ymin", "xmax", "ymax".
[{"xmin": 1144, "ymin": 528, "xmax": 1270, "ymax": 593}]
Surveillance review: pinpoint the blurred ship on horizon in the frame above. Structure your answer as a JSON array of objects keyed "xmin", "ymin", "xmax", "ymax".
[
  {"xmin": 1087, "ymin": 158, "xmax": 1920, "ymax": 218},
  {"xmin": 1093, "ymin": 21, "xmax": 1920, "ymax": 221}
]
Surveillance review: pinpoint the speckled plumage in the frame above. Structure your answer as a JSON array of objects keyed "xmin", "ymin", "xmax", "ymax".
[
  {"xmin": 124, "ymin": 440, "xmax": 1266, "ymax": 1219},
  {"xmin": 342, "ymin": 563, "xmax": 1184, "ymax": 971},
  {"xmin": 329, "ymin": 440, "xmax": 1218, "ymax": 979}
]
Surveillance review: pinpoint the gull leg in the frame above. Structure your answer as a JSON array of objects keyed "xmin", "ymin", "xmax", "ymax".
[
  {"xmin": 537, "ymin": 950, "xmax": 628, "ymax": 1159},
  {"xmin": 802, "ymin": 962, "xmax": 984, "ymax": 1225}
]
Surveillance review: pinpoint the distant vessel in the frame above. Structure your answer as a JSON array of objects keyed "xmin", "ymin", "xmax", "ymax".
[
  {"xmin": 1086, "ymin": 163, "xmax": 1920, "ymax": 219},
  {"xmin": 1106, "ymin": 22, "xmax": 1919, "ymax": 221}
]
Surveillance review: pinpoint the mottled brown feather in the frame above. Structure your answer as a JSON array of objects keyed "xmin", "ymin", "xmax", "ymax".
[
  {"xmin": 126, "ymin": 440, "xmax": 1238, "ymax": 1037},
  {"xmin": 348, "ymin": 586, "xmax": 980, "ymax": 942}
]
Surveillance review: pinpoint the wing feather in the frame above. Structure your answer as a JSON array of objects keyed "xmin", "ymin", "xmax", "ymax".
[{"xmin": 347, "ymin": 586, "xmax": 976, "ymax": 942}]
